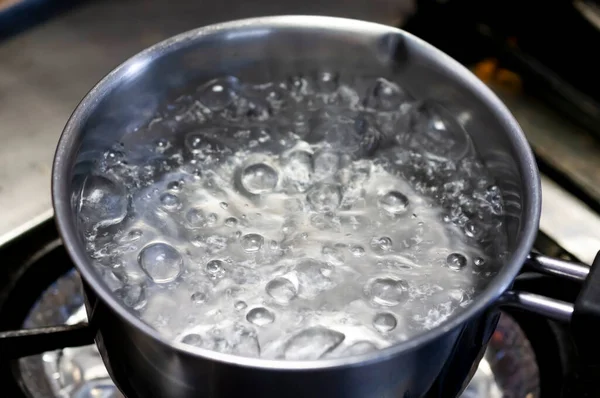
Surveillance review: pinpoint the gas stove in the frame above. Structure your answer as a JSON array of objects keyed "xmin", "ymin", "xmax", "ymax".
[{"xmin": 1, "ymin": 1, "xmax": 600, "ymax": 397}]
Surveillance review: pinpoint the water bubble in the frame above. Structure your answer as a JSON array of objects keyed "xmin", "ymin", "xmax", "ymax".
[
  {"xmin": 474, "ymin": 257, "xmax": 485, "ymax": 267},
  {"xmin": 192, "ymin": 168, "xmax": 202, "ymax": 179},
  {"xmin": 155, "ymin": 138, "xmax": 169, "ymax": 152},
  {"xmin": 322, "ymin": 246, "xmax": 345, "ymax": 265},
  {"xmin": 228, "ymin": 96, "xmax": 272, "ymax": 122},
  {"xmin": 160, "ymin": 193, "xmax": 181, "ymax": 211},
  {"xmin": 370, "ymin": 237, "xmax": 393, "ymax": 252},
  {"xmin": 185, "ymin": 129, "xmax": 229, "ymax": 155},
  {"xmin": 226, "ymin": 286, "xmax": 243, "ymax": 299},
  {"xmin": 186, "ymin": 208, "xmax": 210, "ymax": 228},
  {"xmin": 344, "ymin": 341, "xmax": 378, "ymax": 355},
  {"xmin": 197, "ymin": 76, "xmax": 239, "ymax": 111},
  {"xmin": 122, "ymin": 229, "xmax": 143, "ymax": 242},
  {"xmin": 115, "ymin": 284, "xmax": 146, "ymax": 310},
  {"xmin": 409, "ymin": 101, "xmax": 471, "ymax": 161},
  {"xmin": 241, "ymin": 163, "xmax": 278, "ymax": 194},
  {"xmin": 200, "ymin": 335, "xmax": 230, "ymax": 353},
  {"xmin": 181, "ymin": 333, "xmax": 203, "ymax": 347},
  {"xmin": 230, "ymin": 325, "xmax": 261, "ymax": 357},
  {"xmin": 378, "ymin": 191, "xmax": 409, "ymax": 215},
  {"xmin": 283, "ymin": 327, "xmax": 345, "ymax": 360},
  {"xmin": 364, "ymin": 78, "xmax": 410, "ymax": 111},
  {"xmin": 220, "ymin": 202, "xmax": 229, "ymax": 209},
  {"xmin": 138, "ymin": 243, "xmax": 182, "ymax": 283},
  {"xmin": 207, "ymin": 213, "xmax": 218, "ymax": 225},
  {"xmin": 287, "ymin": 75, "xmax": 309, "ymax": 99},
  {"xmin": 225, "ymin": 217, "xmax": 238, "ymax": 227},
  {"xmin": 319, "ymin": 263, "xmax": 333, "ymax": 277},
  {"xmin": 365, "ymin": 277, "xmax": 409, "ymax": 307},
  {"xmin": 316, "ymin": 71, "xmax": 339, "ymax": 93},
  {"xmin": 241, "ymin": 233, "xmax": 264, "ymax": 253},
  {"xmin": 487, "ymin": 185, "xmax": 499, "ymax": 194},
  {"xmin": 354, "ymin": 114, "xmax": 385, "ymax": 157},
  {"xmin": 266, "ymin": 277, "xmax": 297, "ymax": 304},
  {"xmin": 235, "ymin": 301, "xmax": 248, "ymax": 310},
  {"xmin": 167, "ymin": 180, "xmax": 184, "ymax": 192},
  {"xmin": 282, "ymin": 150, "xmax": 313, "ymax": 192},
  {"xmin": 373, "ymin": 312, "xmax": 397, "ymax": 333},
  {"xmin": 464, "ymin": 221, "xmax": 483, "ymax": 239},
  {"xmin": 446, "ymin": 253, "xmax": 467, "ymax": 270},
  {"xmin": 448, "ymin": 289, "xmax": 468, "ymax": 303},
  {"xmin": 284, "ymin": 198, "xmax": 303, "ymax": 212},
  {"xmin": 309, "ymin": 213, "xmax": 338, "ymax": 231},
  {"xmin": 79, "ymin": 175, "xmax": 127, "ymax": 229},
  {"xmin": 246, "ymin": 307, "xmax": 275, "ymax": 326},
  {"xmin": 313, "ymin": 151, "xmax": 340, "ymax": 178},
  {"xmin": 206, "ymin": 235, "xmax": 228, "ymax": 253},
  {"xmin": 103, "ymin": 149, "xmax": 124, "ymax": 167},
  {"xmin": 191, "ymin": 291, "xmax": 207, "ymax": 304},
  {"xmin": 350, "ymin": 245, "xmax": 366, "ymax": 257},
  {"xmin": 306, "ymin": 183, "xmax": 341, "ymax": 212},
  {"xmin": 296, "ymin": 259, "xmax": 334, "ymax": 297},
  {"xmin": 206, "ymin": 259, "xmax": 226, "ymax": 278}
]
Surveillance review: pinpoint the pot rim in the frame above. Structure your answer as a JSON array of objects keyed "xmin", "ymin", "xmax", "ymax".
[{"xmin": 52, "ymin": 15, "xmax": 541, "ymax": 370}]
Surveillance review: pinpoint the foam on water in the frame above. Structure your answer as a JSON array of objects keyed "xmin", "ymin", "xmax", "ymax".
[{"xmin": 79, "ymin": 75, "xmax": 507, "ymax": 360}]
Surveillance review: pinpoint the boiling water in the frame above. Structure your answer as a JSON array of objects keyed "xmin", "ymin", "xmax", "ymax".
[{"xmin": 78, "ymin": 74, "xmax": 506, "ymax": 360}]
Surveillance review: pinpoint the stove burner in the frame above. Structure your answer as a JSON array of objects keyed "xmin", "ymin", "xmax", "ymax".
[
  {"xmin": 461, "ymin": 313, "xmax": 540, "ymax": 398},
  {"xmin": 14, "ymin": 268, "xmax": 539, "ymax": 398},
  {"xmin": 18, "ymin": 269, "xmax": 121, "ymax": 398}
]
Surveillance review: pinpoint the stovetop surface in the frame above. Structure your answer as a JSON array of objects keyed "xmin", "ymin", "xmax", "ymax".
[{"xmin": 2, "ymin": 1, "xmax": 600, "ymax": 397}]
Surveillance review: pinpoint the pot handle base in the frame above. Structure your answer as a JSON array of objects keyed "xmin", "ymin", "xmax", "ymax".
[{"xmin": 499, "ymin": 252, "xmax": 600, "ymax": 323}]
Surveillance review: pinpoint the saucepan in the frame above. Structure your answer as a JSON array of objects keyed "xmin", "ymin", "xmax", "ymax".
[{"xmin": 3, "ymin": 16, "xmax": 599, "ymax": 398}]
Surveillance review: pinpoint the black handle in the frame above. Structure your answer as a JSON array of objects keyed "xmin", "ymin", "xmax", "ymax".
[
  {"xmin": 572, "ymin": 252, "xmax": 600, "ymax": 340},
  {"xmin": 0, "ymin": 323, "xmax": 94, "ymax": 359},
  {"xmin": 567, "ymin": 252, "xmax": 600, "ymax": 398}
]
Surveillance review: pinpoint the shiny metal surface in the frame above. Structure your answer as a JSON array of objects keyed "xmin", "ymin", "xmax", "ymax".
[
  {"xmin": 526, "ymin": 252, "xmax": 590, "ymax": 282},
  {"xmin": 500, "ymin": 291, "xmax": 574, "ymax": 323},
  {"xmin": 52, "ymin": 15, "xmax": 540, "ymax": 398},
  {"xmin": 0, "ymin": 0, "xmax": 411, "ymax": 248}
]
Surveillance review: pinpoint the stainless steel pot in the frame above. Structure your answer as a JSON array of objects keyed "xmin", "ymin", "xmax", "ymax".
[{"xmin": 44, "ymin": 15, "xmax": 600, "ymax": 398}]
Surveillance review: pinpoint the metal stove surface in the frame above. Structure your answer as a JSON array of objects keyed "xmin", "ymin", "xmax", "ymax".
[{"xmin": 17, "ymin": 269, "xmax": 538, "ymax": 398}]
